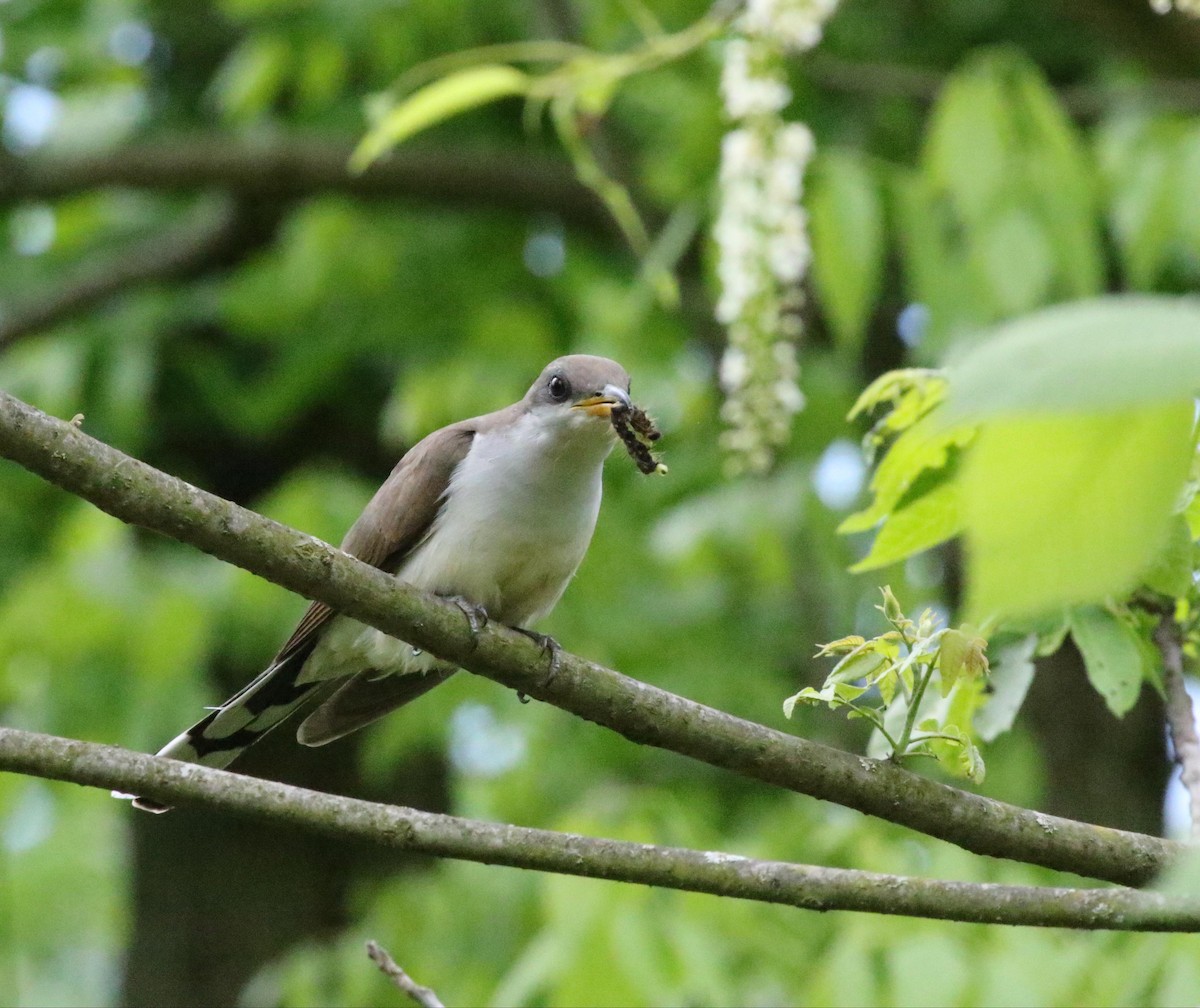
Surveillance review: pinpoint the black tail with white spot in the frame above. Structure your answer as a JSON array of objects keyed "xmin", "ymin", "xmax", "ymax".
[{"xmin": 125, "ymin": 650, "xmax": 325, "ymax": 813}]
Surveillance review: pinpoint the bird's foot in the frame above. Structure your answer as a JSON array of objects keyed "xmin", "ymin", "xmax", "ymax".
[
  {"xmin": 512, "ymin": 627, "xmax": 563, "ymax": 687},
  {"xmin": 446, "ymin": 596, "xmax": 489, "ymax": 645}
]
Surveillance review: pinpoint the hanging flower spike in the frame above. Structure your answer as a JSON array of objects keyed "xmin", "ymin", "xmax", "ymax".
[{"xmin": 715, "ymin": 0, "xmax": 838, "ymax": 474}]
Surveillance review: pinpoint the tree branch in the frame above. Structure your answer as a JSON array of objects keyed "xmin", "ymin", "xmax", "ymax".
[
  {"xmin": 0, "ymin": 727, "xmax": 1196, "ymax": 931},
  {"xmin": 0, "ymin": 199, "xmax": 256, "ymax": 352},
  {"xmin": 1156, "ymin": 618, "xmax": 1200, "ymax": 837},
  {"xmin": 0, "ymin": 136, "xmax": 610, "ymax": 231},
  {"xmin": 0, "ymin": 389, "xmax": 1182, "ymax": 887},
  {"xmin": 366, "ymin": 942, "xmax": 445, "ymax": 1008},
  {"xmin": 805, "ymin": 53, "xmax": 1200, "ymax": 119}
]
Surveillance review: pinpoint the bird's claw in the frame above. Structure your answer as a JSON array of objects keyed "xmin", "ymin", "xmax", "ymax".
[
  {"xmin": 513, "ymin": 627, "xmax": 562, "ymax": 685},
  {"xmin": 446, "ymin": 596, "xmax": 489, "ymax": 643}
]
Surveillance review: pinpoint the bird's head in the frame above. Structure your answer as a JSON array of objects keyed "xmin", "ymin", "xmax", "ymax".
[{"xmin": 525, "ymin": 355, "xmax": 632, "ymax": 441}]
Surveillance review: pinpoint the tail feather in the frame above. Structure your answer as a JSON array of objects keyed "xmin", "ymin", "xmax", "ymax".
[{"xmin": 127, "ymin": 651, "xmax": 335, "ymax": 813}]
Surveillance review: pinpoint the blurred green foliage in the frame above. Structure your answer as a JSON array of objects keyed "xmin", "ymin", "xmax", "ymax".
[{"xmin": 3, "ymin": 0, "xmax": 1200, "ymax": 1005}]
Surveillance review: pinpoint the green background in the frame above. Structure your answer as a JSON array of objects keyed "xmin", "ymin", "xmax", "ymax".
[{"xmin": 1, "ymin": 0, "xmax": 1198, "ymax": 1004}]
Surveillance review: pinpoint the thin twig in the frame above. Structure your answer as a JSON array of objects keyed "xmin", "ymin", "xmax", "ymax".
[
  {"xmin": 0, "ymin": 389, "xmax": 1182, "ymax": 887},
  {"xmin": 1156, "ymin": 617, "xmax": 1200, "ymax": 837},
  {"xmin": 366, "ymin": 942, "xmax": 445, "ymax": 1008},
  {"xmin": 805, "ymin": 53, "xmax": 1200, "ymax": 119},
  {"xmin": 0, "ymin": 728, "xmax": 1198, "ymax": 931}
]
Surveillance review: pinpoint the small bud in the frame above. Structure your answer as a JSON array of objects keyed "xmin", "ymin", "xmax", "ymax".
[{"xmin": 879, "ymin": 585, "xmax": 904, "ymax": 625}]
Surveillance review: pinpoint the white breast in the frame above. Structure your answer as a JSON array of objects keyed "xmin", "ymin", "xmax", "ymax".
[
  {"xmin": 307, "ymin": 409, "xmax": 613, "ymax": 683},
  {"xmin": 403, "ymin": 410, "xmax": 609, "ymax": 624}
]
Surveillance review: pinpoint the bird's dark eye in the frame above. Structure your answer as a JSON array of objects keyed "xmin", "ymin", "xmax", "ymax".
[{"xmin": 548, "ymin": 374, "xmax": 571, "ymax": 402}]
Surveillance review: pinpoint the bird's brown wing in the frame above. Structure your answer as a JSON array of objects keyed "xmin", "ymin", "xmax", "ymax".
[
  {"xmin": 135, "ymin": 423, "xmax": 480, "ymax": 796},
  {"xmin": 296, "ymin": 666, "xmax": 457, "ymax": 746},
  {"xmin": 270, "ymin": 422, "xmax": 478, "ymax": 669}
]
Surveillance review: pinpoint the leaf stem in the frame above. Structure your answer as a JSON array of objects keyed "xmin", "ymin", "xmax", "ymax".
[
  {"xmin": 909, "ymin": 732, "xmax": 966, "ymax": 745},
  {"xmin": 895, "ymin": 651, "xmax": 937, "ymax": 755}
]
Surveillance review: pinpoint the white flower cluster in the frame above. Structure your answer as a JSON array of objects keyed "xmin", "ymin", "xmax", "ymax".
[
  {"xmin": 742, "ymin": 0, "xmax": 840, "ymax": 50},
  {"xmin": 715, "ymin": 122, "xmax": 814, "ymax": 325},
  {"xmin": 720, "ymin": 39, "xmax": 790, "ymax": 118},
  {"xmin": 1150, "ymin": 0, "xmax": 1200, "ymax": 13},
  {"xmin": 715, "ymin": 0, "xmax": 837, "ymax": 474}
]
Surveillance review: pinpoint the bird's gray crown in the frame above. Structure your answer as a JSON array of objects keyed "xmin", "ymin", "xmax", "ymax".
[{"xmin": 526, "ymin": 354, "xmax": 631, "ymax": 409}]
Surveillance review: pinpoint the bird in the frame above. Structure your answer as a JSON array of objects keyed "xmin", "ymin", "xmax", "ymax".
[{"xmin": 127, "ymin": 354, "xmax": 635, "ymax": 812}]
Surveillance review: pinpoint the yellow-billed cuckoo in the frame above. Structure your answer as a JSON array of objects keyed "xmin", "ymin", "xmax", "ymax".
[{"xmin": 127, "ymin": 355, "xmax": 635, "ymax": 812}]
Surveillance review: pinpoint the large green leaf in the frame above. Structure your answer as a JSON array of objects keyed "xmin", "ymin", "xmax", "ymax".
[
  {"xmin": 924, "ymin": 61, "xmax": 1008, "ymax": 225},
  {"xmin": 946, "ymin": 296, "xmax": 1200, "ymax": 418},
  {"xmin": 1008, "ymin": 57, "xmax": 1101, "ymax": 298},
  {"xmin": 890, "ymin": 168, "xmax": 981, "ymax": 353},
  {"xmin": 914, "ymin": 51, "xmax": 1102, "ymax": 350},
  {"xmin": 1095, "ymin": 117, "xmax": 1180, "ymax": 289},
  {"xmin": 962, "ymin": 400, "xmax": 1195, "ymax": 620},
  {"xmin": 809, "ymin": 149, "xmax": 885, "ymax": 355},
  {"xmin": 968, "ymin": 207, "xmax": 1053, "ymax": 317}
]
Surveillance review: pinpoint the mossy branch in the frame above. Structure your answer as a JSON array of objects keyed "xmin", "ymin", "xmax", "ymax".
[
  {"xmin": 0, "ymin": 389, "xmax": 1183, "ymax": 890},
  {"xmin": 1, "ymin": 727, "xmax": 1197, "ymax": 931}
]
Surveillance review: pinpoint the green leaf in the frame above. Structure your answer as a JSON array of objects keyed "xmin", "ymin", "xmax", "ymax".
[
  {"xmin": 890, "ymin": 169, "xmax": 979, "ymax": 353},
  {"xmin": 946, "ymin": 296, "xmax": 1200, "ymax": 419},
  {"xmin": 1069, "ymin": 604, "xmax": 1145, "ymax": 717},
  {"xmin": 875, "ymin": 665, "xmax": 898, "ymax": 706},
  {"xmin": 828, "ymin": 648, "xmax": 888, "ymax": 684},
  {"xmin": 815, "ymin": 634, "xmax": 866, "ymax": 656},
  {"xmin": 846, "ymin": 368, "xmax": 946, "ymax": 425},
  {"xmin": 1003, "ymin": 610, "xmax": 1071, "ymax": 657},
  {"xmin": 352, "ymin": 65, "xmax": 530, "ymax": 171},
  {"xmin": 959, "ymin": 740, "xmax": 986, "ymax": 781},
  {"xmin": 783, "ymin": 680, "xmax": 870, "ymax": 719},
  {"xmin": 809, "ymin": 149, "xmax": 885, "ymax": 355},
  {"xmin": 938, "ymin": 630, "xmax": 968, "ymax": 694},
  {"xmin": 1007, "ymin": 57, "xmax": 1101, "ymax": 298},
  {"xmin": 974, "ymin": 634, "xmax": 1037, "ymax": 741},
  {"xmin": 782, "ymin": 688, "xmax": 820, "ymax": 717},
  {"xmin": 211, "ymin": 34, "xmax": 291, "ymax": 123},
  {"xmin": 915, "ymin": 678, "xmax": 989, "ymax": 782},
  {"xmin": 962, "ymin": 401, "xmax": 1195, "ymax": 620},
  {"xmin": 839, "ymin": 408, "xmax": 973, "ymax": 534},
  {"xmin": 924, "ymin": 63, "xmax": 1008, "ymax": 225},
  {"xmin": 832, "ymin": 682, "xmax": 870, "ymax": 704},
  {"xmin": 1187, "ymin": 486, "xmax": 1200, "ymax": 541},
  {"xmin": 1096, "ymin": 117, "xmax": 1183, "ymax": 289},
  {"xmin": 1141, "ymin": 514, "xmax": 1195, "ymax": 599},
  {"xmin": 850, "ymin": 474, "xmax": 960, "ymax": 572},
  {"xmin": 938, "ymin": 627, "xmax": 988, "ymax": 696},
  {"xmin": 902, "ymin": 52, "xmax": 1101, "ymax": 357},
  {"xmin": 969, "ymin": 208, "xmax": 1052, "ymax": 317}
]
